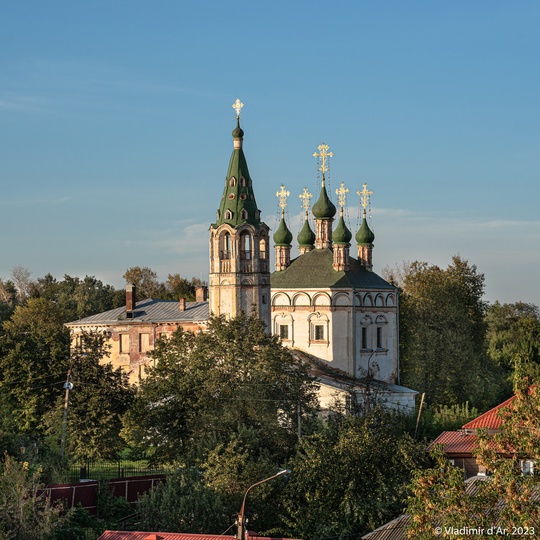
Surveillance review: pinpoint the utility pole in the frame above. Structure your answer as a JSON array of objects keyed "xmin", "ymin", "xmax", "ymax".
[
  {"xmin": 414, "ymin": 392, "xmax": 425, "ymax": 440},
  {"xmin": 60, "ymin": 368, "xmax": 73, "ymax": 458}
]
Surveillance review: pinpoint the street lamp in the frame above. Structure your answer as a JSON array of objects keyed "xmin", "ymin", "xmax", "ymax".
[{"xmin": 236, "ymin": 469, "xmax": 291, "ymax": 540}]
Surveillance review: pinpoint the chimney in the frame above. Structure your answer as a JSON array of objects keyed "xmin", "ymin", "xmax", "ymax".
[
  {"xmin": 179, "ymin": 297, "xmax": 186, "ymax": 311},
  {"xmin": 195, "ymin": 286, "xmax": 208, "ymax": 302},
  {"xmin": 126, "ymin": 283, "xmax": 136, "ymax": 319}
]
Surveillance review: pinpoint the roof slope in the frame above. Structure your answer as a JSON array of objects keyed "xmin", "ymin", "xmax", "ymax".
[
  {"xmin": 271, "ymin": 248, "xmax": 395, "ymax": 290},
  {"xmin": 462, "ymin": 395, "xmax": 516, "ymax": 430},
  {"xmin": 66, "ymin": 299, "xmax": 209, "ymax": 325}
]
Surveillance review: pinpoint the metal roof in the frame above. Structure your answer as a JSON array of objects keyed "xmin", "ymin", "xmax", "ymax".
[
  {"xmin": 461, "ymin": 395, "xmax": 516, "ymax": 430},
  {"xmin": 428, "ymin": 430, "xmax": 480, "ymax": 455},
  {"xmin": 66, "ymin": 299, "xmax": 209, "ymax": 326},
  {"xmin": 271, "ymin": 248, "xmax": 396, "ymax": 290},
  {"xmin": 97, "ymin": 533, "xmax": 301, "ymax": 540}
]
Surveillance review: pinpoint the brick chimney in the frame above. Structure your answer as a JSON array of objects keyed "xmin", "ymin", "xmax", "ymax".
[
  {"xmin": 179, "ymin": 297, "xmax": 186, "ymax": 311},
  {"xmin": 126, "ymin": 283, "xmax": 136, "ymax": 319},
  {"xmin": 195, "ymin": 286, "xmax": 208, "ymax": 302}
]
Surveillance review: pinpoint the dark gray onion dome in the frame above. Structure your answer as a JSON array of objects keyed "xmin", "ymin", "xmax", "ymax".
[
  {"xmin": 312, "ymin": 183, "xmax": 337, "ymax": 219},
  {"xmin": 333, "ymin": 215, "xmax": 352, "ymax": 244},
  {"xmin": 356, "ymin": 216, "xmax": 375, "ymax": 245},
  {"xmin": 297, "ymin": 217, "xmax": 316, "ymax": 247}
]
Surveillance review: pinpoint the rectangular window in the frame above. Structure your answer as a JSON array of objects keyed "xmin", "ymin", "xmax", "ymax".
[
  {"xmin": 279, "ymin": 325, "xmax": 289, "ymax": 339},
  {"xmin": 139, "ymin": 333, "xmax": 150, "ymax": 353},
  {"xmin": 120, "ymin": 334, "xmax": 129, "ymax": 353},
  {"xmin": 314, "ymin": 325, "xmax": 325, "ymax": 341},
  {"xmin": 361, "ymin": 327, "xmax": 368, "ymax": 349},
  {"xmin": 376, "ymin": 327, "xmax": 382, "ymax": 349}
]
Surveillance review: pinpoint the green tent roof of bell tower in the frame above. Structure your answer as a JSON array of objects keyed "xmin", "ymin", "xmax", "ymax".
[{"xmin": 212, "ymin": 118, "xmax": 262, "ymax": 229}]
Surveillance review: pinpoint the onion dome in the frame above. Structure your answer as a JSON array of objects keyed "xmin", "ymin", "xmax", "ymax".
[
  {"xmin": 312, "ymin": 181, "xmax": 337, "ymax": 219},
  {"xmin": 333, "ymin": 214, "xmax": 352, "ymax": 244},
  {"xmin": 297, "ymin": 217, "xmax": 316, "ymax": 247},
  {"xmin": 232, "ymin": 116, "xmax": 244, "ymax": 139},
  {"xmin": 273, "ymin": 216, "xmax": 293, "ymax": 246},
  {"xmin": 356, "ymin": 214, "xmax": 375, "ymax": 245}
]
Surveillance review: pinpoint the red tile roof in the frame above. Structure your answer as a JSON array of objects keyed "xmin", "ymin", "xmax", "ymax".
[
  {"xmin": 428, "ymin": 431, "xmax": 480, "ymax": 455},
  {"xmin": 461, "ymin": 395, "xmax": 516, "ymax": 430}
]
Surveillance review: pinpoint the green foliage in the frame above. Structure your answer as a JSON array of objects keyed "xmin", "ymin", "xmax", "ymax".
[
  {"xmin": 0, "ymin": 453, "xmax": 63, "ymax": 540},
  {"xmin": 276, "ymin": 411, "xmax": 429, "ymax": 538},
  {"xmin": 123, "ymin": 314, "xmax": 318, "ymax": 466},
  {"xmin": 44, "ymin": 331, "xmax": 135, "ymax": 462},
  {"xmin": 486, "ymin": 301, "xmax": 540, "ymax": 391},
  {"xmin": 30, "ymin": 273, "xmax": 121, "ymax": 323},
  {"xmin": 407, "ymin": 383, "xmax": 540, "ymax": 538},
  {"xmin": 137, "ymin": 468, "xmax": 229, "ymax": 534},
  {"xmin": 399, "ymin": 256, "xmax": 500, "ymax": 408},
  {"xmin": 418, "ymin": 402, "xmax": 480, "ymax": 439},
  {"xmin": 0, "ymin": 298, "xmax": 71, "ymax": 438}
]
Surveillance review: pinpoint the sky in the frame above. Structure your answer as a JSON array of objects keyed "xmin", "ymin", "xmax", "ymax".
[{"xmin": 1, "ymin": 1, "xmax": 539, "ymax": 306}]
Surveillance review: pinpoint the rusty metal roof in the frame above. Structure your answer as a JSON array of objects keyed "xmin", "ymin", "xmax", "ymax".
[
  {"xmin": 362, "ymin": 514, "xmax": 410, "ymax": 539},
  {"xmin": 66, "ymin": 298, "xmax": 209, "ymax": 326},
  {"xmin": 461, "ymin": 395, "xmax": 516, "ymax": 430}
]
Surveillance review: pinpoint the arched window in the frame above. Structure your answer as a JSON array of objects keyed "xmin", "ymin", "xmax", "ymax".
[
  {"xmin": 225, "ymin": 210, "xmax": 233, "ymax": 220},
  {"xmin": 240, "ymin": 177, "xmax": 246, "ymax": 187},
  {"xmin": 241, "ymin": 209, "xmax": 248, "ymax": 220},
  {"xmin": 240, "ymin": 232, "xmax": 252, "ymax": 260},
  {"xmin": 229, "ymin": 177, "xmax": 237, "ymax": 187},
  {"xmin": 259, "ymin": 237, "xmax": 267, "ymax": 260},
  {"xmin": 220, "ymin": 232, "xmax": 231, "ymax": 260}
]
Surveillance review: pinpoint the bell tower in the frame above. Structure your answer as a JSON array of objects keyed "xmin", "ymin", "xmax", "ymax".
[{"xmin": 209, "ymin": 100, "xmax": 271, "ymax": 327}]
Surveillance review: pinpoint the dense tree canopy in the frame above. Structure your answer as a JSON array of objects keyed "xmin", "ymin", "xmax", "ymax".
[
  {"xmin": 407, "ymin": 381, "xmax": 540, "ymax": 538},
  {"xmin": 276, "ymin": 411, "xmax": 428, "ymax": 538},
  {"xmin": 486, "ymin": 301, "xmax": 540, "ymax": 388},
  {"xmin": 123, "ymin": 314, "xmax": 319, "ymax": 466},
  {"xmin": 397, "ymin": 256, "xmax": 500, "ymax": 408}
]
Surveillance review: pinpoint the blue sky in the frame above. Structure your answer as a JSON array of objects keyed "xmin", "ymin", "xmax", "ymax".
[{"xmin": 1, "ymin": 1, "xmax": 539, "ymax": 306}]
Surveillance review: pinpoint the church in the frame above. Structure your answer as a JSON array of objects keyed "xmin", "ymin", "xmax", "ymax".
[{"xmin": 66, "ymin": 100, "xmax": 416, "ymax": 412}]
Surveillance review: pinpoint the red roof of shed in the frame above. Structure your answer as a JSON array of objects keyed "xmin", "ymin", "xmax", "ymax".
[{"xmin": 97, "ymin": 533, "xmax": 301, "ymax": 540}]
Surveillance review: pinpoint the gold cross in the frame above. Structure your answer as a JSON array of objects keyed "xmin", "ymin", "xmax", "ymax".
[
  {"xmin": 357, "ymin": 183, "xmax": 373, "ymax": 211},
  {"xmin": 313, "ymin": 142, "xmax": 333, "ymax": 175},
  {"xmin": 232, "ymin": 98, "xmax": 244, "ymax": 118},
  {"xmin": 336, "ymin": 182, "xmax": 349, "ymax": 208},
  {"xmin": 276, "ymin": 184, "xmax": 290, "ymax": 212},
  {"xmin": 299, "ymin": 187, "xmax": 313, "ymax": 214}
]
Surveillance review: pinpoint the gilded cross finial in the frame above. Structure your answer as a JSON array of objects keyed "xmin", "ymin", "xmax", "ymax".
[
  {"xmin": 357, "ymin": 183, "xmax": 373, "ymax": 213},
  {"xmin": 313, "ymin": 142, "xmax": 333, "ymax": 176},
  {"xmin": 232, "ymin": 98, "xmax": 244, "ymax": 118},
  {"xmin": 276, "ymin": 184, "xmax": 290, "ymax": 215},
  {"xmin": 336, "ymin": 182, "xmax": 349, "ymax": 209},
  {"xmin": 299, "ymin": 187, "xmax": 313, "ymax": 214}
]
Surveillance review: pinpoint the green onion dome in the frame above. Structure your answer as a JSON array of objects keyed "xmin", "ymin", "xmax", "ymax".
[
  {"xmin": 333, "ymin": 215, "xmax": 352, "ymax": 244},
  {"xmin": 273, "ymin": 217, "xmax": 293, "ymax": 246},
  {"xmin": 312, "ymin": 183, "xmax": 337, "ymax": 219},
  {"xmin": 297, "ymin": 217, "xmax": 316, "ymax": 247},
  {"xmin": 356, "ymin": 216, "xmax": 375, "ymax": 245},
  {"xmin": 232, "ymin": 117, "xmax": 244, "ymax": 139}
]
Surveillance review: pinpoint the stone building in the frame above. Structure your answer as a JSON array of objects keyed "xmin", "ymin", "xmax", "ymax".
[{"xmin": 67, "ymin": 101, "xmax": 416, "ymax": 410}]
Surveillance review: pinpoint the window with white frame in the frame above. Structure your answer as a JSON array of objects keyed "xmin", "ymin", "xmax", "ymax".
[{"xmin": 279, "ymin": 324, "xmax": 289, "ymax": 340}]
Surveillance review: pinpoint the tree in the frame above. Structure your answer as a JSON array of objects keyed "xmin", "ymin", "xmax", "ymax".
[
  {"xmin": 136, "ymin": 468, "xmax": 229, "ymax": 534},
  {"xmin": 0, "ymin": 454, "xmax": 63, "ymax": 540},
  {"xmin": 486, "ymin": 301, "xmax": 540, "ymax": 390},
  {"xmin": 276, "ymin": 411, "xmax": 429, "ymax": 538},
  {"xmin": 30, "ymin": 273, "xmax": 121, "ymax": 322},
  {"xmin": 0, "ymin": 298, "xmax": 70, "ymax": 439},
  {"xmin": 398, "ymin": 256, "xmax": 499, "ymax": 408},
  {"xmin": 10, "ymin": 265, "xmax": 33, "ymax": 305},
  {"xmin": 406, "ymin": 382, "xmax": 540, "ymax": 538},
  {"xmin": 45, "ymin": 331, "xmax": 135, "ymax": 462},
  {"xmin": 123, "ymin": 314, "xmax": 318, "ymax": 466},
  {"xmin": 122, "ymin": 266, "xmax": 161, "ymax": 299}
]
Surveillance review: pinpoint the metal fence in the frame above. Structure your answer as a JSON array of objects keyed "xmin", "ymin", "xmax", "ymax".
[{"xmin": 67, "ymin": 460, "xmax": 165, "ymax": 483}]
